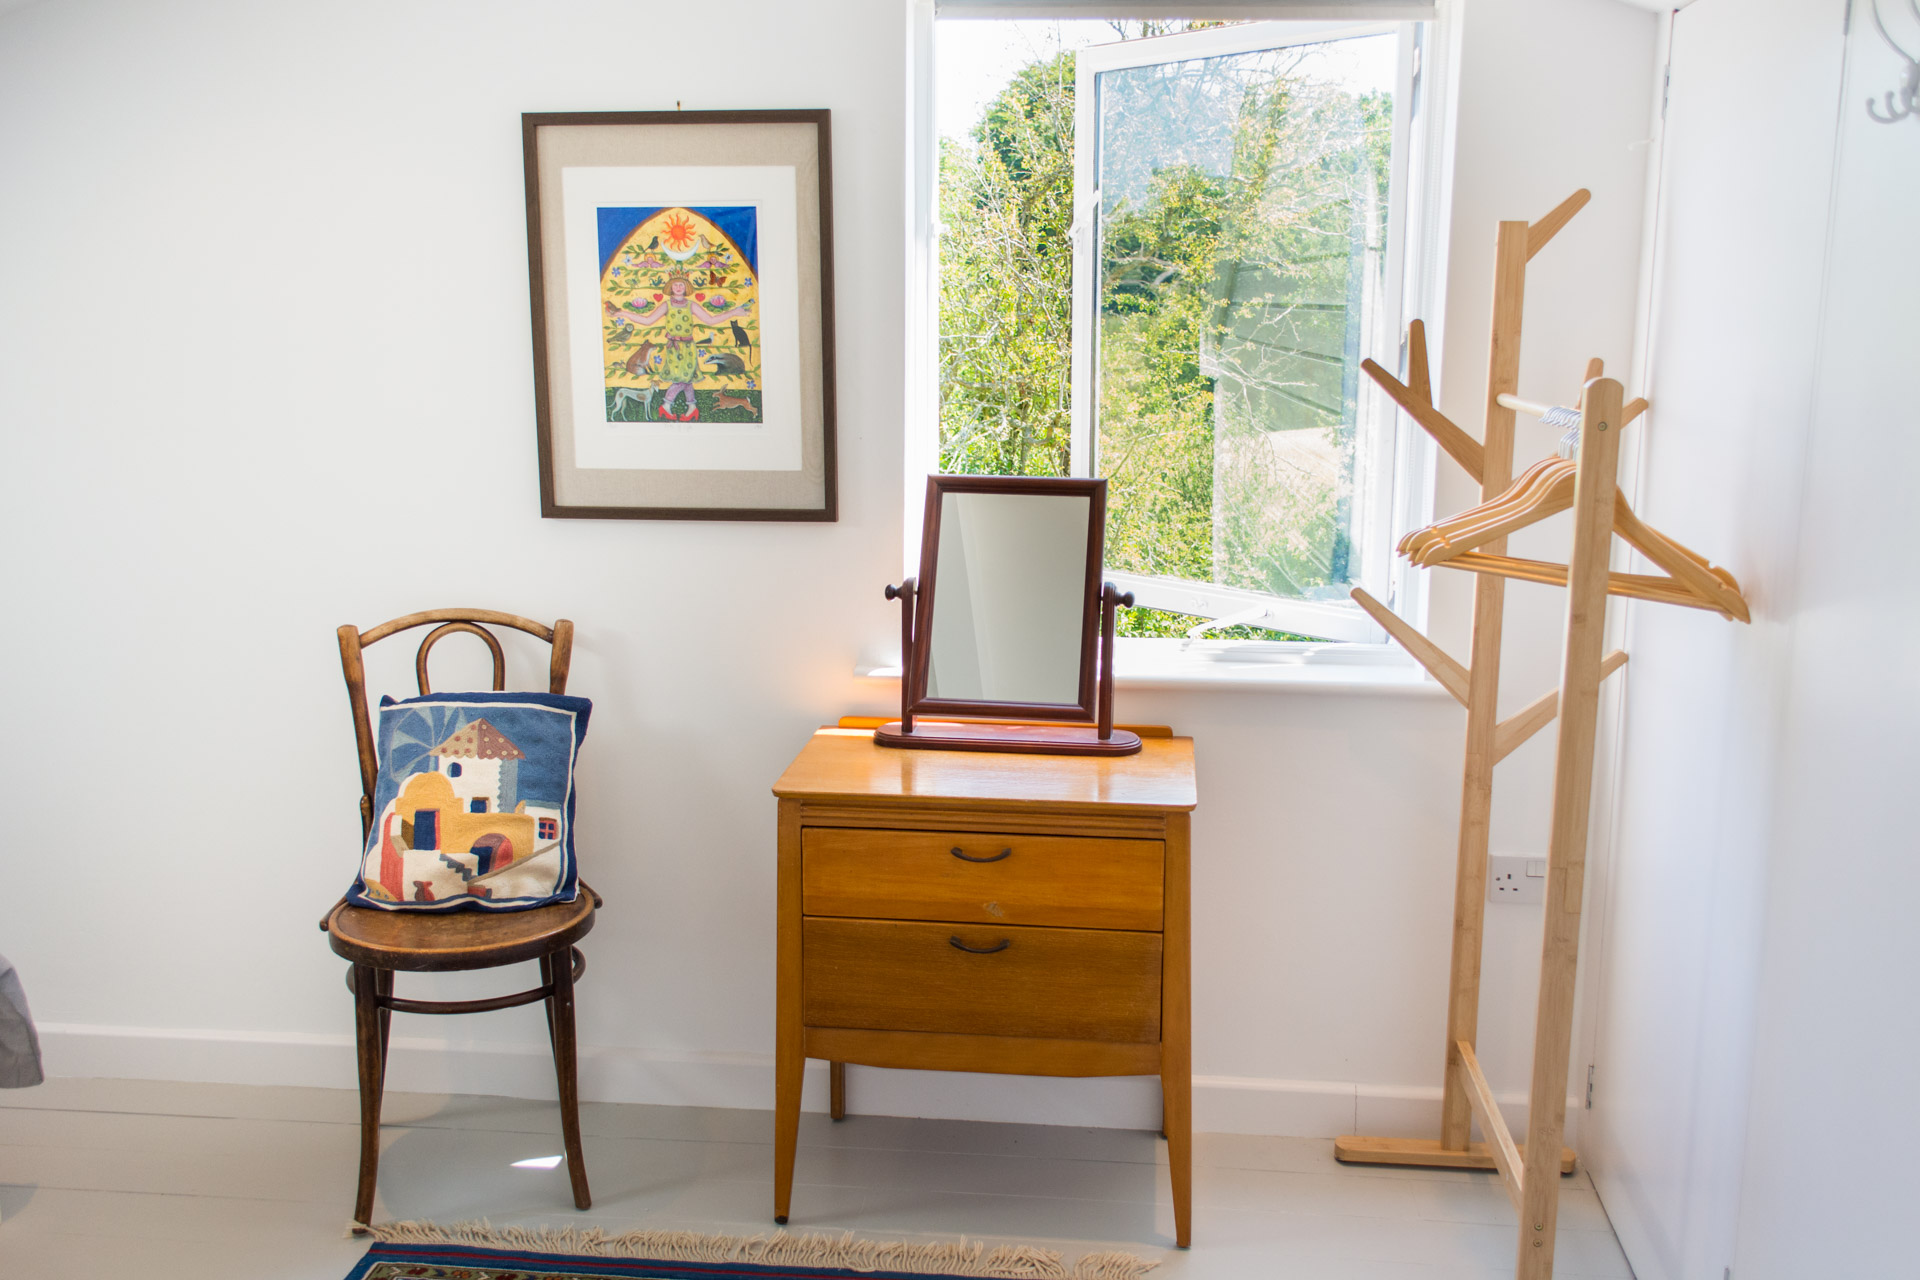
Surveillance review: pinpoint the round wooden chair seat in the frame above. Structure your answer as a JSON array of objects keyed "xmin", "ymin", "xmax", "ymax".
[{"xmin": 327, "ymin": 893, "xmax": 595, "ymax": 972}]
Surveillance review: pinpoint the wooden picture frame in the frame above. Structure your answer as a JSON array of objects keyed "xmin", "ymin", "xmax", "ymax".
[{"xmin": 522, "ymin": 110, "xmax": 837, "ymax": 521}]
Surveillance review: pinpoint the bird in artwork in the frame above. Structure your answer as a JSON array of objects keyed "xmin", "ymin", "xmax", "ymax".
[
  {"xmin": 663, "ymin": 233, "xmax": 715, "ymax": 263},
  {"xmin": 646, "ymin": 235, "xmax": 660, "ymax": 249},
  {"xmin": 729, "ymin": 319, "xmax": 752, "ymax": 351}
]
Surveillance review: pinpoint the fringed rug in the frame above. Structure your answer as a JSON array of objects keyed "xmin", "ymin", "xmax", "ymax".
[{"xmin": 347, "ymin": 1222, "xmax": 1158, "ymax": 1280}]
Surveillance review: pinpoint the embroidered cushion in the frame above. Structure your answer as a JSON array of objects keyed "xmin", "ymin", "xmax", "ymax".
[{"xmin": 347, "ymin": 691, "xmax": 591, "ymax": 912}]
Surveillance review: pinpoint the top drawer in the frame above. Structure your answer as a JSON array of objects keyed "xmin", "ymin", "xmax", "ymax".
[{"xmin": 802, "ymin": 828, "xmax": 1163, "ymax": 931}]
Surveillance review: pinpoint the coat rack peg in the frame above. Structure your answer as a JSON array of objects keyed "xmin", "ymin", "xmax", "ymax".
[
  {"xmin": 1363, "ymin": 355, "xmax": 1485, "ymax": 482},
  {"xmin": 1491, "ymin": 650, "xmax": 1629, "ymax": 764},
  {"xmin": 1351, "ymin": 588, "xmax": 1470, "ymax": 705},
  {"xmin": 1407, "ymin": 317, "xmax": 1433, "ymax": 403},
  {"xmin": 1525, "ymin": 188, "xmax": 1591, "ymax": 260}
]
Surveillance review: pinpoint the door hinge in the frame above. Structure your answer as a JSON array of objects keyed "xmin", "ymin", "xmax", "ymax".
[{"xmin": 1585, "ymin": 1064, "xmax": 1595, "ymax": 1109}]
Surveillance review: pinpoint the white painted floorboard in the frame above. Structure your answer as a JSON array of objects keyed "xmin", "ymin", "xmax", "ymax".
[{"xmin": 0, "ymin": 1079, "xmax": 1633, "ymax": 1279}]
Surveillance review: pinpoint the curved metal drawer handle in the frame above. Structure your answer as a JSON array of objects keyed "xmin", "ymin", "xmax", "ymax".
[
  {"xmin": 949, "ymin": 936, "xmax": 1012, "ymax": 955},
  {"xmin": 951, "ymin": 846, "xmax": 1013, "ymax": 863}
]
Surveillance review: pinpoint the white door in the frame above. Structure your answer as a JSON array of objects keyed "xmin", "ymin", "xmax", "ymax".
[{"xmin": 1579, "ymin": 3, "xmax": 1849, "ymax": 1279}]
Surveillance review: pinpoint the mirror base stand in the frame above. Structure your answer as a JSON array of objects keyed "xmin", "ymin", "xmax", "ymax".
[
  {"xmin": 878, "ymin": 578, "xmax": 1141, "ymax": 757},
  {"xmin": 873, "ymin": 720, "xmax": 1143, "ymax": 757}
]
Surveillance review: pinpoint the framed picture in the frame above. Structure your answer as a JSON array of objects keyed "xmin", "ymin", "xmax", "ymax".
[{"xmin": 522, "ymin": 110, "xmax": 837, "ymax": 521}]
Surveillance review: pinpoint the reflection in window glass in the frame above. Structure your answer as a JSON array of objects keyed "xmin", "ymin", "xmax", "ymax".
[{"xmin": 1095, "ymin": 34, "xmax": 1396, "ymax": 604}]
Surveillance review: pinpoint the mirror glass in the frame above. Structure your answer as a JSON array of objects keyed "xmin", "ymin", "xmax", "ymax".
[{"xmin": 924, "ymin": 491, "xmax": 1091, "ymax": 705}]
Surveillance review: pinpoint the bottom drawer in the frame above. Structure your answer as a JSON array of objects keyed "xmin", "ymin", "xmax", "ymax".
[{"xmin": 803, "ymin": 918, "xmax": 1162, "ymax": 1043}]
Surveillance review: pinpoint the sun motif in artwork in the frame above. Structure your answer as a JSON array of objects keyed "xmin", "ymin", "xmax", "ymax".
[{"xmin": 661, "ymin": 212, "xmax": 697, "ymax": 253}]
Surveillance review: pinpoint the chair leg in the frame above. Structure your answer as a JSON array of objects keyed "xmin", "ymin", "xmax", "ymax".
[
  {"xmin": 547, "ymin": 946, "xmax": 591, "ymax": 1210},
  {"xmin": 351, "ymin": 964, "xmax": 387, "ymax": 1225},
  {"xmin": 538, "ymin": 954, "xmax": 557, "ymax": 1051},
  {"xmin": 373, "ymin": 969, "xmax": 393, "ymax": 1115},
  {"xmin": 375, "ymin": 969, "xmax": 393, "ymax": 1048}
]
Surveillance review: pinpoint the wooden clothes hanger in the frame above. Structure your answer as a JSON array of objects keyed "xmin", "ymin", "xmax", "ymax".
[
  {"xmin": 1400, "ymin": 455, "xmax": 1574, "ymax": 565},
  {"xmin": 1400, "ymin": 380, "xmax": 1748, "ymax": 622}
]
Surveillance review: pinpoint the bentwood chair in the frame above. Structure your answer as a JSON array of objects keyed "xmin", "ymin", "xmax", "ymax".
[{"xmin": 321, "ymin": 608, "xmax": 600, "ymax": 1226}]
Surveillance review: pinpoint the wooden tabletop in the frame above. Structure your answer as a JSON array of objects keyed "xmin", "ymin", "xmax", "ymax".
[{"xmin": 773, "ymin": 728, "xmax": 1197, "ymax": 812}]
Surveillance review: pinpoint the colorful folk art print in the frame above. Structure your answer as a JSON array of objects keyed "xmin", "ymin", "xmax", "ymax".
[
  {"xmin": 598, "ymin": 205, "xmax": 762, "ymax": 426},
  {"xmin": 348, "ymin": 692, "xmax": 590, "ymax": 912}
]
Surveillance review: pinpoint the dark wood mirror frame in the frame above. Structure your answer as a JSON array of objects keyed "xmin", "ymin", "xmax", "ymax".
[{"xmin": 876, "ymin": 474, "xmax": 1140, "ymax": 756}]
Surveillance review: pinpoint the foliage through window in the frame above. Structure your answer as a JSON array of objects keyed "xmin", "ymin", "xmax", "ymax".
[{"xmin": 936, "ymin": 20, "xmax": 1412, "ymax": 641}]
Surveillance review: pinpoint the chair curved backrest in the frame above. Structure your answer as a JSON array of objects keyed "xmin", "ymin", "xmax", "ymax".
[{"xmin": 337, "ymin": 609, "xmax": 575, "ymax": 840}]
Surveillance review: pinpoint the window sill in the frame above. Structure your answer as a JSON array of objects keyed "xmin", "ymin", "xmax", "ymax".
[{"xmin": 855, "ymin": 638, "xmax": 1453, "ymax": 697}]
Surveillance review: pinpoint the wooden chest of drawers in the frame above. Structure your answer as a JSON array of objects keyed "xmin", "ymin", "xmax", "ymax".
[{"xmin": 771, "ymin": 725, "xmax": 1198, "ymax": 1246}]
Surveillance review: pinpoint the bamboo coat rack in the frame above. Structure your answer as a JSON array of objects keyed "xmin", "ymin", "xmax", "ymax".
[{"xmin": 1332, "ymin": 190, "xmax": 1749, "ymax": 1280}]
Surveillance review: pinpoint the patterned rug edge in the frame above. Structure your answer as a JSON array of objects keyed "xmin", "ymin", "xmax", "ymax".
[{"xmin": 355, "ymin": 1219, "xmax": 1159, "ymax": 1280}]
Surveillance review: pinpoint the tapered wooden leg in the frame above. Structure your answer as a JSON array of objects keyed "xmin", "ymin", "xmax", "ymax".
[
  {"xmin": 1163, "ymin": 812, "xmax": 1193, "ymax": 1248},
  {"xmin": 547, "ymin": 946, "xmax": 591, "ymax": 1210},
  {"xmin": 829, "ymin": 1061, "xmax": 846, "ymax": 1121},
  {"xmin": 351, "ymin": 964, "xmax": 385, "ymax": 1225},
  {"xmin": 774, "ymin": 798, "xmax": 803, "ymax": 1224},
  {"xmin": 1161, "ymin": 1067, "xmax": 1192, "ymax": 1247}
]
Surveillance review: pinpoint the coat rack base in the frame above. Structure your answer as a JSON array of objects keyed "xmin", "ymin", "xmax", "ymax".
[{"xmin": 1334, "ymin": 1134, "xmax": 1576, "ymax": 1175}]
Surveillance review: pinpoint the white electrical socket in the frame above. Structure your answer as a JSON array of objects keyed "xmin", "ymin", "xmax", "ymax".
[{"xmin": 1488, "ymin": 855, "xmax": 1547, "ymax": 905}]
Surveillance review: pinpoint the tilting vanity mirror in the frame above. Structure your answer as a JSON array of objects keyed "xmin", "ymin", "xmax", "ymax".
[{"xmin": 878, "ymin": 475, "xmax": 1139, "ymax": 756}]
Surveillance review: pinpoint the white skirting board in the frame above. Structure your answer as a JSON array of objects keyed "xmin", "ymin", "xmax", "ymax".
[{"xmin": 34, "ymin": 1022, "xmax": 1578, "ymax": 1144}]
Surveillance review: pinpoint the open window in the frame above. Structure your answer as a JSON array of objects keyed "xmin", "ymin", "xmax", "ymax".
[{"xmin": 933, "ymin": 15, "xmax": 1434, "ymax": 643}]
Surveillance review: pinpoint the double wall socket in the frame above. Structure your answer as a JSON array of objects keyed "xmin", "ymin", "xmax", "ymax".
[{"xmin": 1488, "ymin": 855, "xmax": 1548, "ymax": 905}]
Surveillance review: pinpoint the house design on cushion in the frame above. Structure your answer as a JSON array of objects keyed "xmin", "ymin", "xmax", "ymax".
[{"xmin": 362, "ymin": 716, "xmax": 566, "ymax": 905}]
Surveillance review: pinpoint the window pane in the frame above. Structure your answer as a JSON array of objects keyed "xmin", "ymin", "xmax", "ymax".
[
  {"xmin": 935, "ymin": 21, "xmax": 1242, "ymax": 479},
  {"xmin": 936, "ymin": 29, "xmax": 1084, "ymax": 478},
  {"xmin": 1096, "ymin": 34, "xmax": 1396, "ymax": 602}
]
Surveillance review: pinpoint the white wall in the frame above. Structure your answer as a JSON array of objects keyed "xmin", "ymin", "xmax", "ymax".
[
  {"xmin": 0, "ymin": 0, "xmax": 912, "ymax": 1106},
  {"xmin": 0, "ymin": 0, "xmax": 1657, "ymax": 1139}
]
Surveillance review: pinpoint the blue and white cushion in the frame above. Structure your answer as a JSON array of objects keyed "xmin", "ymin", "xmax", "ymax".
[{"xmin": 347, "ymin": 691, "xmax": 591, "ymax": 912}]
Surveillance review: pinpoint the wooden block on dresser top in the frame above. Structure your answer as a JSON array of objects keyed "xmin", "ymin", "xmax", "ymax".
[
  {"xmin": 802, "ymin": 828, "xmax": 1164, "ymax": 931},
  {"xmin": 802, "ymin": 917, "xmax": 1163, "ymax": 1043}
]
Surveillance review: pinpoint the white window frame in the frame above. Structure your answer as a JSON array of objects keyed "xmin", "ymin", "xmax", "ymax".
[{"xmin": 914, "ymin": 8, "xmax": 1452, "ymax": 653}]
